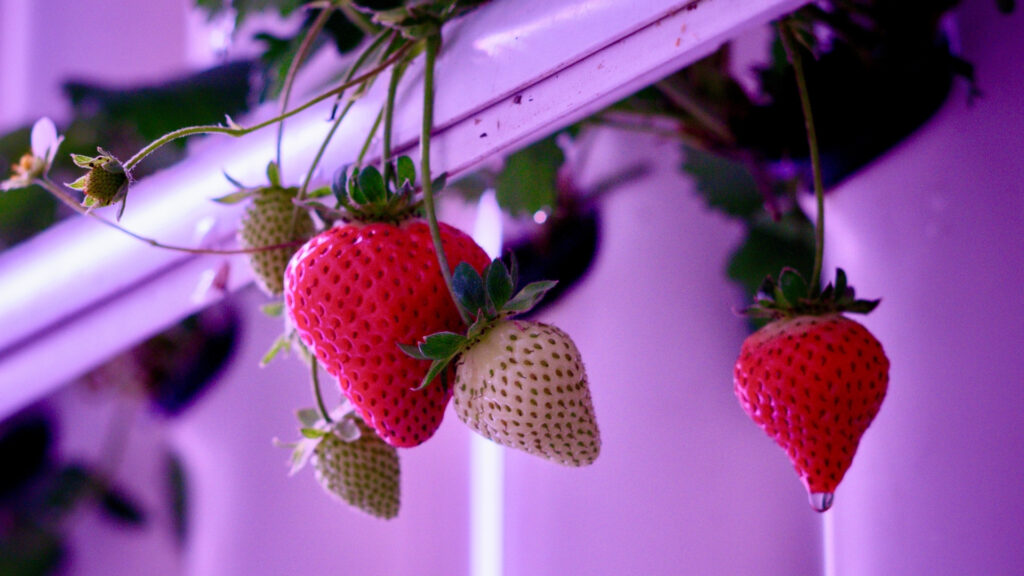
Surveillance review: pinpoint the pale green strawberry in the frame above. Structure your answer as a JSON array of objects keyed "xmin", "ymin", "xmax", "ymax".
[
  {"xmin": 313, "ymin": 417, "xmax": 400, "ymax": 519},
  {"xmin": 239, "ymin": 186, "xmax": 314, "ymax": 296},
  {"xmin": 452, "ymin": 319, "xmax": 601, "ymax": 467}
]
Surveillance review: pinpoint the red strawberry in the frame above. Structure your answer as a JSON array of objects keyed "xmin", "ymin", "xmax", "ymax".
[
  {"xmin": 734, "ymin": 312, "xmax": 889, "ymax": 511},
  {"xmin": 284, "ymin": 219, "xmax": 489, "ymax": 447}
]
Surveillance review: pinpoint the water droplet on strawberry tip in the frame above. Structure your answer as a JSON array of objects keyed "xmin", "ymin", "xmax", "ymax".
[{"xmin": 809, "ymin": 492, "xmax": 834, "ymax": 512}]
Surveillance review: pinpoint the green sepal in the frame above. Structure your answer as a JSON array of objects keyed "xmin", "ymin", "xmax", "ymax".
[
  {"xmin": 452, "ymin": 262, "xmax": 486, "ymax": 317},
  {"xmin": 485, "ymin": 258, "xmax": 514, "ymax": 311},
  {"xmin": 395, "ymin": 156, "xmax": 416, "ymax": 189},
  {"xmin": 332, "ymin": 164, "xmax": 351, "ymax": 205},
  {"xmin": 67, "ymin": 175, "xmax": 88, "ymax": 190},
  {"xmin": 71, "ymin": 154, "xmax": 95, "ymax": 168},
  {"xmin": 297, "ymin": 408, "xmax": 321, "ymax": 428},
  {"xmin": 212, "ymin": 188, "xmax": 254, "ymax": 204},
  {"xmin": 307, "ymin": 186, "xmax": 332, "ymax": 199},
  {"xmin": 413, "ymin": 357, "xmax": 455, "ymax": 391},
  {"xmin": 300, "ymin": 427, "xmax": 326, "ymax": 439},
  {"xmin": 776, "ymin": 267, "xmax": 808, "ymax": 308},
  {"xmin": 505, "ymin": 280, "xmax": 558, "ymax": 313},
  {"xmin": 260, "ymin": 334, "xmax": 291, "ymax": 367},
  {"xmin": 266, "ymin": 161, "xmax": 281, "ymax": 187},
  {"xmin": 358, "ymin": 165, "xmax": 386, "ymax": 204},
  {"xmin": 418, "ymin": 332, "xmax": 468, "ymax": 360},
  {"xmin": 431, "ymin": 172, "xmax": 448, "ymax": 193}
]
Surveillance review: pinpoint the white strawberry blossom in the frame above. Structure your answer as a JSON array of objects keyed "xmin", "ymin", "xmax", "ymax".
[{"xmin": 1, "ymin": 117, "xmax": 64, "ymax": 191}]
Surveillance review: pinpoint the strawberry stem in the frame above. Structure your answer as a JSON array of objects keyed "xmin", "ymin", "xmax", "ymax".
[
  {"xmin": 120, "ymin": 41, "xmax": 413, "ymax": 173},
  {"xmin": 419, "ymin": 32, "xmax": 470, "ymax": 325},
  {"xmin": 275, "ymin": 4, "xmax": 335, "ymax": 182},
  {"xmin": 37, "ymin": 176, "xmax": 304, "ymax": 256},
  {"xmin": 780, "ymin": 20, "xmax": 825, "ymax": 296},
  {"xmin": 311, "ymin": 360, "xmax": 332, "ymax": 424}
]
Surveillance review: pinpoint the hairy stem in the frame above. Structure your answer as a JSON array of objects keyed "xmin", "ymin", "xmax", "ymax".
[
  {"xmin": 781, "ymin": 20, "xmax": 826, "ymax": 294},
  {"xmin": 38, "ymin": 178, "xmax": 302, "ymax": 255},
  {"xmin": 121, "ymin": 41, "xmax": 412, "ymax": 172},
  {"xmin": 277, "ymin": 4, "xmax": 335, "ymax": 179}
]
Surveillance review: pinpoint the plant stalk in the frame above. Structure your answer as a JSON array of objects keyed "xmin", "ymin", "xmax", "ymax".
[
  {"xmin": 781, "ymin": 20, "xmax": 826, "ymax": 295},
  {"xmin": 418, "ymin": 33, "xmax": 468, "ymax": 325}
]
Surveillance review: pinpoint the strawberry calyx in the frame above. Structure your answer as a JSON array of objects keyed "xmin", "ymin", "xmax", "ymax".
[
  {"xmin": 399, "ymin": 255, "xmax": 557, "ymax": 390},
  {"xmin": 743, "ymin": 267, "xmax": 879, "ymax": 320},
  {"xmin": 311, "ymin": 155, "xmax": 447, "ymax": 226}
]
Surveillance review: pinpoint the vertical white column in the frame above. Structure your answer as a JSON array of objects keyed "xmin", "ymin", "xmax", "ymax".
[{"xmin": 469, "ymin": 190, "xmax": 504, "ymax": 576}]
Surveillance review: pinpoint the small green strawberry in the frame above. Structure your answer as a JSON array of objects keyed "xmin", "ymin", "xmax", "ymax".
[
  {"xmin": 313, "ymin": 417, "xmax": 400, "ymax": 519},
  {"xmin": 733, "ymin": 268, "xmax": 888, "ymax": 511},
  {"xmin": 239, "ymin": 187, "xmax": 315, "ymax": 296},
  {"xmin": 283, "ymin": 406, "xmax": 400, "ymax": 519},
  {"xmin": 217, "ymin": 162, "xmax": 316, "ymax": 297},
  {"xmin": 68, "ymin": 148, "xmax": 130, "ymax": 217},
  {"xmin": 401, "ymin": 257, "xmax": 601, "ymax": 466},
  {"xmin": 453, "ymin": 319, "xmax": 600, "ymax": 466}
]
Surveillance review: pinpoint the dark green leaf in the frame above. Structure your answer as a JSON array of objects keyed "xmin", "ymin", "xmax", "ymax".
[
  {"xmin": 395, "ymin": 156, "xmax": 416, "ymax": 188},
  {"xmin": 358, "ymin": 165, "xmax": 386, "ymax": 203},
  {"xmin": 505, "ymin": 280, "xmax": 557, "ymax": 313},
  {"xmin": 418, "ymin": 332, "xmax": 467, "ymax": 360},
  {"xmin": 413, "ymin": 357, "xmax": 454, "ymax": 391},
  {"xmin": 683, "ymin": 145, "xmax": 763, "ymax": 219},
  {"xmin": 452, "ymin": 262, "xmax": 486, "ymax": 315},
  {"xmin": 726, "ymin": 213, "xmax": 815, "ymax": 299},
  {"xmin": 99, "ymin": 485, "xmax": 147, "ymax": 527},
  {"xmin": 485, "ymin": 259, "xmax": 513, "ymax": 310},
  {"xmin": 495, "ymin": 135, "xmax": 564, "ymax": 216},
  {"xmin": 778, "ymin": 268, "xmax": 809, "ymax": 305}
]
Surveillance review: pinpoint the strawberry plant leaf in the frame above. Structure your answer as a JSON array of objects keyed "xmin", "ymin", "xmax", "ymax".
[
  {"xmin": 452, "ymin": 262, "xmax": 486, "ymax": 316},
  {"xmin": 505, "ymin": 280, "xmax": 558, "ymax": 313},
  {"xmin": 358, "ymin": 165, "xmax": 386, "ymax": 204},
  {"xmin": 485, "ymin": 259, "xmax": 513, "ymax": 310},
  {"xmin": 496, "ymin": 135, "xmax": 563, "ymax": 216},
  {"xmin": 395, "ymin": 156, "xmax": 416, "ymax": 188},
  {"xmin": 419, "ymin": 332, "xmax": 467, "ymax": 360}
]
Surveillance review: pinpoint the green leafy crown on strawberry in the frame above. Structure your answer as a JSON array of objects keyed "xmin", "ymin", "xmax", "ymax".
[
  {"xmin": 303, "ymin": 156, "xmax": 448, "ymax": 226},
  {"xmin": 744, "ymin": 267, "xmax": 879, "ymax": 320},
  {"xmin": 399, "ymin": 255, "xmax": 557, "ymax": 389}
]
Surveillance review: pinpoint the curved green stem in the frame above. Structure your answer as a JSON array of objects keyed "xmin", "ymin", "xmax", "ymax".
[
  {"xmin": 382, "ymin": 56, "xmax": 408, "ymax": 186},
  {"xmin": 38, "ymin": 177, "xmax": 302, "ymax": 255},
  {"xmin": 120, "ymin": 41, "xmax": 413, "ymax": 172},
  {"xmin": 419, "ymin": 33, "xmax": 468, "ymax": 325},
  {"xmin": 277, "ymin": 4, "xmax": 335, "ymax": 179},
  {"xmin": 311, "ymin": 360, "xmax": 332, "ymax": 423},
  {"xmin": 357, "ymin": 107, "xmax": 385, "ymax": 166},
  {"xmin": 781, "ymin": 20, "xmax": 826, "ymax": 295}
]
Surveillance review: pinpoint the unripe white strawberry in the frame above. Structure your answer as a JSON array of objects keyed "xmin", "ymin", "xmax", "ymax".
[
  {"xmin": 239, "ymin": 187, "xmax": 314, "ymax": 296},
  {"xmin": 453, "ymin": 320, "xmax": 600, "ymax": 466},
  {"xmin": 313, "ymin": 417, "xmax": 400, "ymax": 519}
]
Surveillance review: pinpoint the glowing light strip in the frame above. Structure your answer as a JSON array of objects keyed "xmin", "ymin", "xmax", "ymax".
[{"xmin": 469, "ymin": 190, "xmax": 504, "ymax": 576}]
